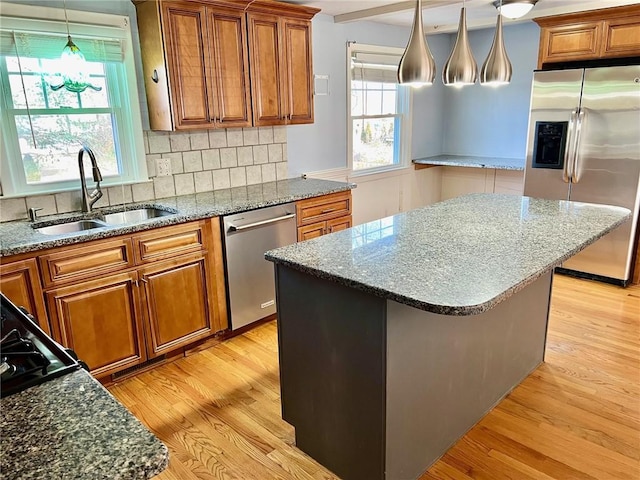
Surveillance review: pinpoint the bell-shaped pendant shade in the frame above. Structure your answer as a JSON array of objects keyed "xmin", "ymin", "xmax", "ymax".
[
  {"xmin": 397, "ymin": 0, "xmax": 435, "ymax": 88},
  {"xmin": 480, "ymin": 14, "xmax": 512, "ymax": 86},
  {"xmin": 442, "ymin": 7, "xmax": 477, "ymax": 87}
]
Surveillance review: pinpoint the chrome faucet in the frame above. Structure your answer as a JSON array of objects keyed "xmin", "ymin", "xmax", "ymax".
[{"xmin": 78, "ymin": 147, "xmax": 103, "ymax": 213}]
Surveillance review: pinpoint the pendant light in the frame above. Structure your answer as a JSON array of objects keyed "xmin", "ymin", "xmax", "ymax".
[
  {"xmin": 480, "ymin": 1, "xmax": 512, "ymax": 86},
  {"xmin": 442, "ymin": 1, "xmax": 477, "ymax": 87},
  {"xmin": 49, "ymin": 0, "xmax": 101, "ymax": 93},
  {"xmin": 397, "ymin": 0, "xmax": 436, "ymax": 88}
]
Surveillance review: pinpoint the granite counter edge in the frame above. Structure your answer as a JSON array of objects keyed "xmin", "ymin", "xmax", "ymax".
[
  {"xmin": 1, "ymin": 183, "xmax": 355, "ymax": 257},
  {"xmin": 266, "ymin": 212, "xmax": 630, "ymax": 316}
]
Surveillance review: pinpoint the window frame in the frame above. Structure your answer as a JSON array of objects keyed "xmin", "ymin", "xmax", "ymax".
[
  {"xmin": 347, "ymin": 43, "xmax": 412, "ymax": 177},
  {"xmin": 0, "ymin": 4, "xmax": 147, "ymax": 198}
]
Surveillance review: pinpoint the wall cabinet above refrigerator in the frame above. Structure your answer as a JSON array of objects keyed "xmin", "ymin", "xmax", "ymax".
[
  {"xmin": 133, "ymin": 0, "xmax": 319, "ymax": 131},
  {"xmin": 534, "ymin": 4, "xmax": 640, "ymax": 69}
]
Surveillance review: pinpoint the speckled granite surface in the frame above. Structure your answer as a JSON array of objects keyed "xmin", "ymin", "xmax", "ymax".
[
  {"xmin": 413, "ymin": 155, "xmax": 525, "ymax": 170},
  {"xmin": 0, "ymin": 178, "xmax": 354, "ymax": 257},
  {"xmin": 0, "ymin": 370, "xmax": 168, "ymax": 480},
  {"xmin": 266, "ymin": 194, "xmax": 630, "ymax": 316}
]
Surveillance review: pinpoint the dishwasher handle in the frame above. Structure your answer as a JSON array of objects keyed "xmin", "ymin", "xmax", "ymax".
[{"xmin": 227, "ymin": 213, "xmax": 296, "ymax": 232}]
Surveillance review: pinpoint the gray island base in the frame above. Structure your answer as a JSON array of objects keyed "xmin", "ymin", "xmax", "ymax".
[{"xmin": 266, "ymin": 194, "xmax": 631, "ymax": 480}]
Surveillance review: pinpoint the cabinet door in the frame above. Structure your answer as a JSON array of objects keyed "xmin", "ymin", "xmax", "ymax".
[
  {"xmin": 0, "ymin": 258, "xmax": 50, "ymax": 335},
  {"xmin": 283, "ymin": 18, "xmax": 314, "ymax": 124},
  {"xmin": 539, "ymin": 22, "xmax": 602, "ymax": 66},
  {"xmin": 603, "ymin": 16, "xmax": 640, "ymax": 57},
  {"xmin": 162, "ymin": 1, "xmax": 213, "ymax": 129},
  {"xmin": 248, "ymin": 13, "xmax": 286, "ymax": 126},
  {"xmin": 46, "ymin": 272, "xmax": 146, "ymax": 378},
  {"xmin": 140, "ymin": 254, "xmax": 213, "ymax": 356},
  {"xmin": 327, "ymin": 216, "xmax": 352, "ymax": 234},
  {"xmin": 298, "ymin": 221, "xmax": 326, "ymax": 242},
  {"xmin": 208, "ymin": 7, "xmax": 252, "ymax": 127}
]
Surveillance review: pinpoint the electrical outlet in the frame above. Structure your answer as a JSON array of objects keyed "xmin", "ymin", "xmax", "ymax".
[{"xmin": 155, "ymin": 158, "xmax": 172, "ymax": 177}]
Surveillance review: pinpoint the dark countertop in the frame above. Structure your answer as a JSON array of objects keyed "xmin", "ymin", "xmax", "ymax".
[
  {"xmin": 0, "ymin": 369, "xmax": 168, "ymax": 480},
  {"xmin": 266, "ymin": 194, "xmax": 630, "ymax": 316},
  {"xmin": 413, "ymin": 155, "xmax": 525, "ymax": 170},
  {"xmin": 0, "ymin": 178, "xmax": 354, "ymax": 257}
]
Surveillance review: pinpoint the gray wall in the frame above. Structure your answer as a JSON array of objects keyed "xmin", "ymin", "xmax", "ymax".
[
  {"xmin": 441, "ymin": 21, "xmax": 540, "ymax": 159},
  {"xmin": 286, "ymin": 14, "xmax": 452, "ymax": 177},
  {"xmin": 287, "ymin": 16, "xmax": 540, "ymax": 175}
]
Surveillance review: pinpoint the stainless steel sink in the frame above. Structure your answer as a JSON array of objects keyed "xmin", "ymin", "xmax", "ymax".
[
  {"xmin": 36, "ymin": 220, "xmax": 107, "ymax": 235},
  {"xmin": 101, "ymin": 208, "xmax": 174, "ymax": 225}
]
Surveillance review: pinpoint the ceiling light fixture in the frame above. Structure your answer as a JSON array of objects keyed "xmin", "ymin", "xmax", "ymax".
[
  {"xmin": 397, "ymin": 0, "xmax": 436, "ymax": 88},
  {"xmin": 442, "ymin": 0, "xmax": 478, "ymax": 87},
  {"xmin": 493, "ymin": 0, "xmax": 538, "ymax": 20},
  {"xmin": 480, "ymin": 0, "xmax": 512, "ymax": 86},
  {"xmin": 49, "ymin": 0, "xmax": 101, "ymax": 93}
]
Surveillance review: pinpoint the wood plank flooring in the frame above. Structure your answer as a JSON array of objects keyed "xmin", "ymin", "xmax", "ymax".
[{"xmin": 109, "ymin": 275, "xmax": 640, "ymax": 479}]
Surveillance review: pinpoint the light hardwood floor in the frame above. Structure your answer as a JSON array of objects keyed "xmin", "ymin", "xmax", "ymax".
[{"xmin": 109, "ymin": 275, "xmax": 640, "ymax": 479}]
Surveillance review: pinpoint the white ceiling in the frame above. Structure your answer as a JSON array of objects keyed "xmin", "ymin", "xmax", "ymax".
[{"xmin": 284, "ymin": 0, "xmax": 640, "ymax": 33}]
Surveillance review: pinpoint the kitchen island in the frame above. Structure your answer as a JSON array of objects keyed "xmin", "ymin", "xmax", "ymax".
[{"xmin": 265, "ymin": 194, "xmax": 630, "ymax": 480}]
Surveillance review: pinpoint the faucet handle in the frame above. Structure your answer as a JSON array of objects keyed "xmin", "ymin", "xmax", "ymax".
[{"xmin": 28, "ymin": 207, "xmax": 43, "ymax": 222}]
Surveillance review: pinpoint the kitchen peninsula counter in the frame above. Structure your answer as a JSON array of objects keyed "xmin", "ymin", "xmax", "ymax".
[
  {"xmin": 413, "ymin": 154, "xmax": 525, "ymax": 170},
  {"xmin": 265, "ymin": 194, "xmax": 630, "ymax": 480},
  {"xmin": 0, "ymin": 178, "xmax": 354, "ymax": 257},
  {"xmin": 0, "ymin": 369, "xmax": 168, "ymax": 480}
]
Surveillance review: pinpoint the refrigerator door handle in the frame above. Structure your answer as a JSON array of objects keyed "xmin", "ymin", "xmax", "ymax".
[
  {"xmin": 571, "ymin": 108, "xmax": 586, "ymax": 184},
  {"xmin": 563, "ymin": 108, "xmax": 579, "ymax": 183}
]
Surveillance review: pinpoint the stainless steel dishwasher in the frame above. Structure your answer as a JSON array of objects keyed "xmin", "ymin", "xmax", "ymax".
[{"xmin": 222, "ymin": 203, "xmax": 297, "ymax": 330}]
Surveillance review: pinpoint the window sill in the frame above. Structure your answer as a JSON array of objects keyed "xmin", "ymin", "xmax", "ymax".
[{"xmin": 348, "ymin": 165, "xmax": 412, "ymax": 182}]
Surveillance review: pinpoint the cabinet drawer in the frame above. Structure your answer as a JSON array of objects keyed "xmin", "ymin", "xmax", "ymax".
[
  {"xmin": 296, "ymin": 191, "xmax": 352, "ymax": 226},
  {"xmin": 133, "ymin": 221, "xmax": 205, "ymax": 264},
  {"xmin": 39, "ymin": 239, "xmax": 133, "ymax": 288}
]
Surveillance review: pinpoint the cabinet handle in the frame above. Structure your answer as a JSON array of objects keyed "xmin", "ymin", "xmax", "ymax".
[
  {"xmin": 321, "ymin": 208, "xmax": 334, "ymax": 214},
  {"xmin": 288, "ymin": 113, "xmax": 292, "ymax": 121},
  {"xmin": 140, "ymin": 277, "xmax": 148, "ymax": 284}
]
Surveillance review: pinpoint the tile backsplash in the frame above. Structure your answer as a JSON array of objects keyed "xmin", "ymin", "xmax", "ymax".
[{"xmin": 0, "ymin": 126, "xmax": 288, "ymax": 222}]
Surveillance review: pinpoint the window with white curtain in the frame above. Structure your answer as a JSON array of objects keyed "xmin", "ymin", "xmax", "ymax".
[
  {"xmin": 0, "ymin": 5, "xmax": 146, "ymax": 197},
  {"xmin": 348, "ymin": 43, "xmax": 411, "ymax": 174}
]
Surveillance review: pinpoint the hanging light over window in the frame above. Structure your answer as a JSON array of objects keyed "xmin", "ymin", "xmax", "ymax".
[
  {"xmin": 493, "ymin": 0, "xmax": 538, "ymax": 20},
  {"xmin": 442, "ymin": 2, "xmax": 477, "ymax": 87},
  {"xmin": 397, "ymin": 0, "xmax": 436, "ymax": 88},
  {"xmin": 480, "ymin": 1, "xmax": 512, "ymax": 86},
  {"xmin": 49, "ymin": 0, "xmax": 101, "ymax": 93}
]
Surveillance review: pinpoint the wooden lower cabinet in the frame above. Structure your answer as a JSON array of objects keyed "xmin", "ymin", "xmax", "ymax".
[
  {"xmin": 0, "ymin": 258, "xmax": 50, "ymax": 335},
  {"xmin": 46, "ymin": 271, "xmax": 146, "ymax": 378},
  {"xmin": 295, "ymin": 190, "xmax": 353, "ymax": 242},
  {"xmin": 139, "ymin": 253, "xmax": 213, "ymax": 356},
  {"xmin": 327, "ymin": 216, "xmax": 352, "ymax": 234}
]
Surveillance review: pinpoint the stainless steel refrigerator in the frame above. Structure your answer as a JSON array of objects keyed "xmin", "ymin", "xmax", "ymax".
[{"xmin": 523, "ymin": 65, "xmax": 640, "ymax": 285}]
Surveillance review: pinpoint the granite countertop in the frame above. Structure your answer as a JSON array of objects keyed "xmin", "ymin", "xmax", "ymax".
[
  {"xmin": 1, "ymin": 178, "xmax": 354, "ymax": 257},
  {"xmin": 265, "ymin": 193, "xmax": 630, "ymax": 316},
  {"xmin": 413, "ymin": 155, "xmax": 525, "ymax": 170},
  {"xmin": 0, "ymin": 369, "xmax": 168, "ymax": 480}
]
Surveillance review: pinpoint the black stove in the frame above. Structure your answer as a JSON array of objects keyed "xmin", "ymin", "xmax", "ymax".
[{"xmin": 1, "ymin": 294, "xmax": 80, "ymax": 398}]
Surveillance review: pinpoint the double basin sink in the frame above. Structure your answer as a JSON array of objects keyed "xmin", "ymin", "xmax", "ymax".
[{"xmin": 34, "ymin": 207, "xmax": 176, "ymax": 235}]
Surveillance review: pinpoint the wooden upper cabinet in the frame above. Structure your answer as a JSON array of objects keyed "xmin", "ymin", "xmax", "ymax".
[
  {"xmin": 135, "ymin": 0, "xmax": 251, "ymax": 130},
  {"xmin": 283, "ymin": 18, "xmax": 314, "ymax": 124},
  {"xmin": 247, "ymin": 13, "xmax": 286, "ymax": 126},
  {"xmin": 135, "ymin": 0, "xmax": 317, "ymax": 130},
  {"xmin": 246, "ymin": 0, "xmax": 318, "ymax": 126},
  {"xmin": 535, "ymin": 5, "xmax": 640, "ymax": 69},
  {"xmin": 208, "ymin": 8, "xmax": 252, "ymax": 126},
  {"xmin": 162, "ymin": 2, "xmax": 212, "ymax": 129}
]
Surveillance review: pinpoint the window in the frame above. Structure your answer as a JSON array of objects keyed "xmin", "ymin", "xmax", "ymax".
[
  {"xmin": 0, "ymin": 5, "xmax": 146, "ymax": 197},
  {"xmin": 348, "ymin": 44, "xmax": 411, "ymax": 174}
]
